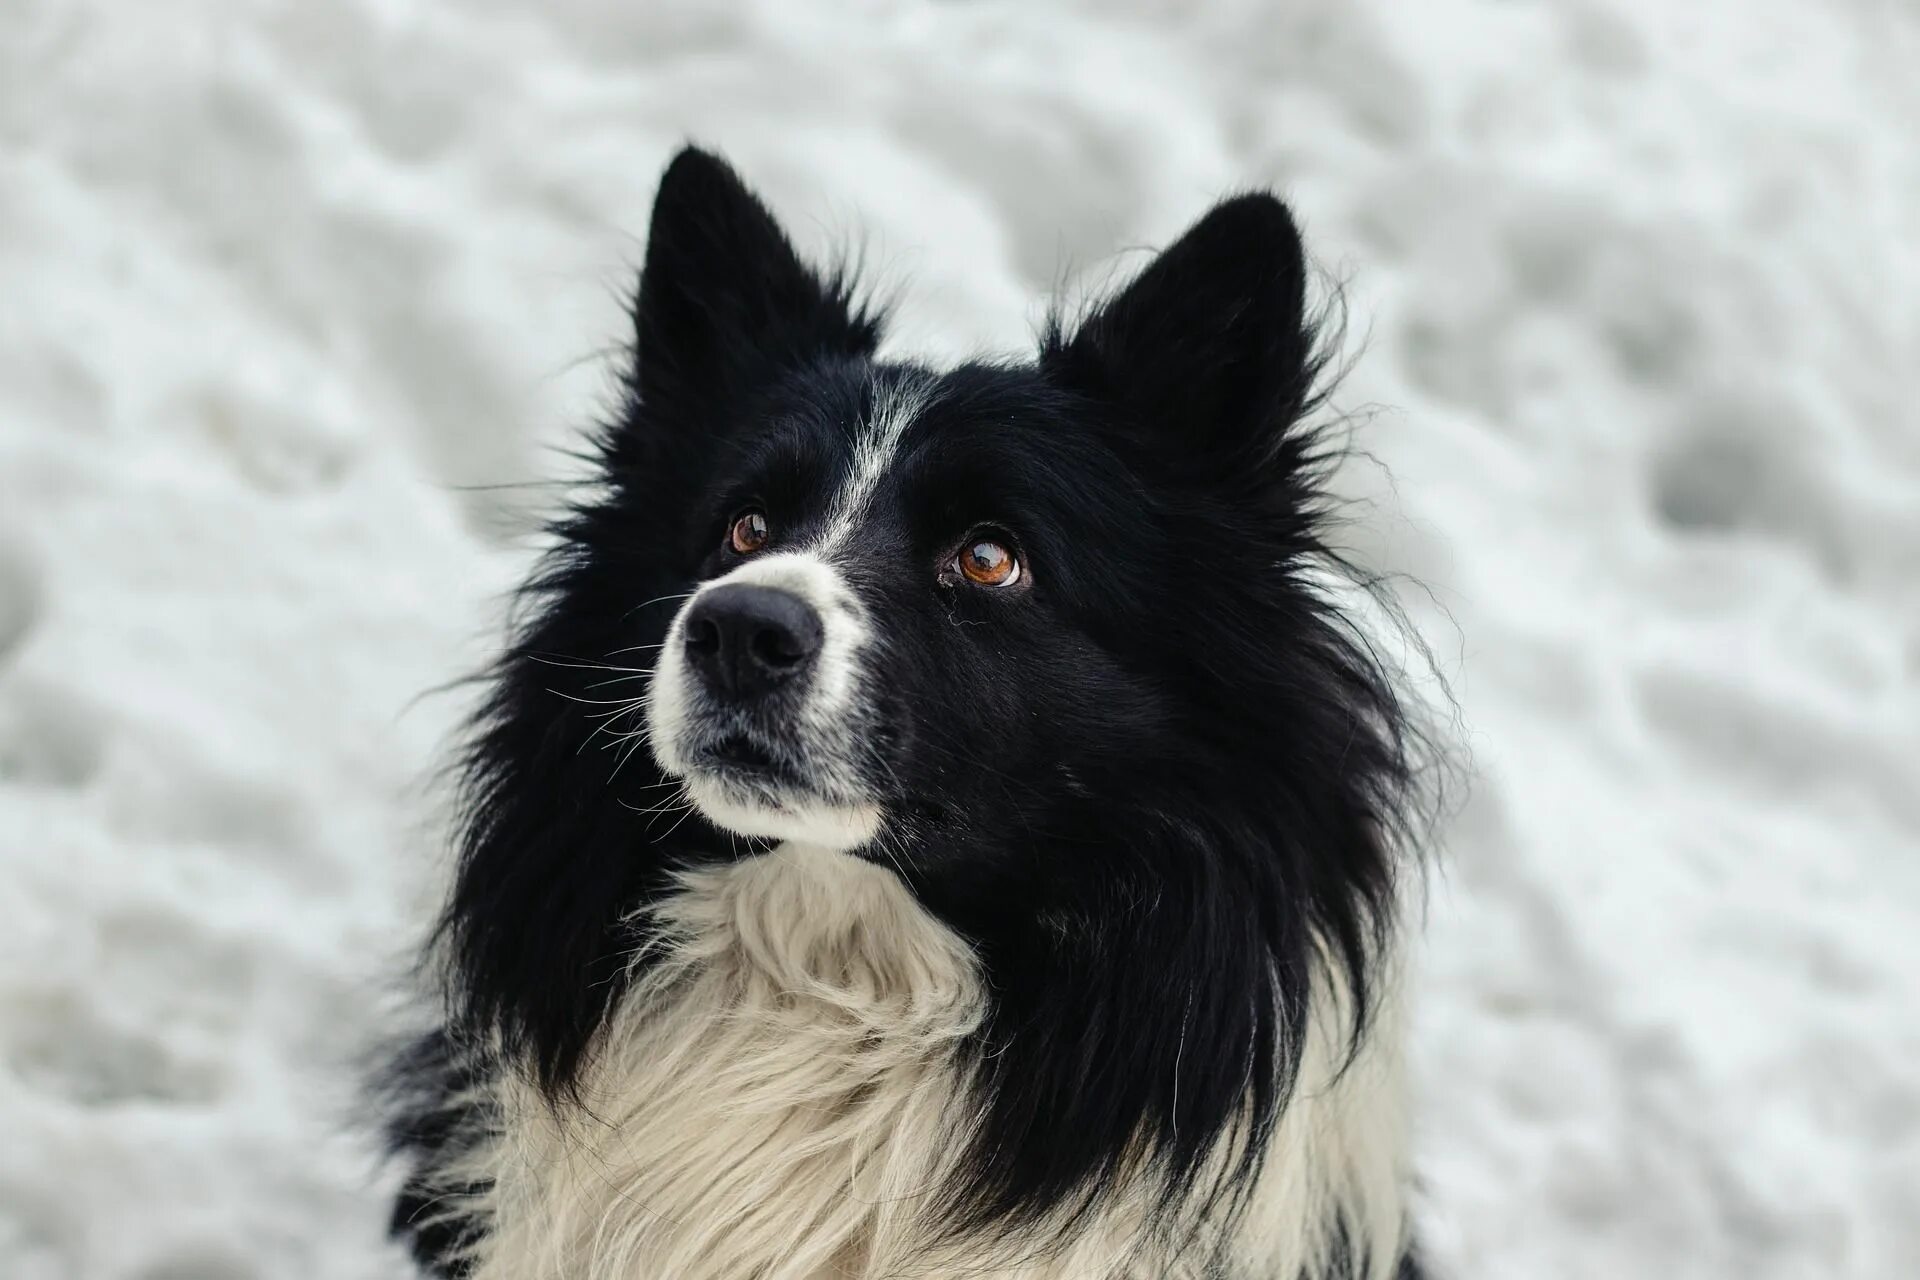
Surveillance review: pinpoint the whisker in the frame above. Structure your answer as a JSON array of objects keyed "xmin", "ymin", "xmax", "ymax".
[
  {"xmin": 597, "ymin": 730, "xmax": 656, "ymax": 753},
  {"xmin": 580, "ymin": 708, "xmax": 648, "ymax": 754},
  {"xmin": 580, "ymin": 699, "xmax": 648, "ymax": 720},
  {"xmin": 618, "ymin": 777, "xmax": 685, "ymax": 795},
  {"xmin": 609, "ymin": 729, "xmax": 658, "ymax": 783},
  {"xmin": 584, "ymin": 672, "xmax": 656, "ymax": 690},
  {"xmin": 652, "ymin": 797, "xmax": 700, "ymax": 841},
  {"xmin": 620, "ymin": 591, "xmax": 695, "ymax": 623},
  {"xmin": 546, "ymin": 688, "xmax": 659, "ymax": 708},
  {"xmin": 618, "ymin": 792, "xmax": 692, "ymax": 817},
  {"xmin": 527, "ymin": 655, "xmax": 658, "ymax": 676}
]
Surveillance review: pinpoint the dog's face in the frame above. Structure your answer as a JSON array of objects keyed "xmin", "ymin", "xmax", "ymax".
[
  {"xmin": 642, "ymin": 362, "xmax": 1170, "ymax": 860},
  {"xmin": 622, "ymin": 153, "xmax": 1328, "ymax": 899}
]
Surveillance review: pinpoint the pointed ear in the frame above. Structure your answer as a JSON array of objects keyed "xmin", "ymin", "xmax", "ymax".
[
  {"xmin": 1043, "ymin": 193, "xmax": 1319, "ymax": 471},
  {"xmin": 633, "ymin": 146, "xmax": 880, "ymax": 415}
]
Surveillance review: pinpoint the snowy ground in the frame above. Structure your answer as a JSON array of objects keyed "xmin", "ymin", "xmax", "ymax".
[{"xmin": 3, "ymin": 1, "xmax": 1917, "ymax": 1277}]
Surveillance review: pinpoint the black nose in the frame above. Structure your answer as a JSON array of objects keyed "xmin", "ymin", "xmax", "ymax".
[{"xmin": 682, "ymin": 584, "xmax": 823, "ymax": 701}]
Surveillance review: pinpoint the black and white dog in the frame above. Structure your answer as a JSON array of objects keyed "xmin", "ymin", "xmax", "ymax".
[{"xmin": 382, "ymin": 146, "xmax": 1435, "ymax": 1279}]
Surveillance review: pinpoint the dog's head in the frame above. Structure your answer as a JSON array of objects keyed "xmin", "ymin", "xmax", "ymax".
[{"xmin": 626, "ymin": 149, "xmax": 1354, "ymax": 896}]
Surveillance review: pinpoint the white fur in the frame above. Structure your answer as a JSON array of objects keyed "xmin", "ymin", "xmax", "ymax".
[
  {"xmin": 818, "ymin": 376, "xmax": 935, "ymax": 555},
  {"xmin": 436, "ymin": 845, "xmax": 1412, "ymax": 1278}
]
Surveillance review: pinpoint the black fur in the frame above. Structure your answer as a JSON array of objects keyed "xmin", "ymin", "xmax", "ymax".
[
  {"xmin": 380, "ymin": 1031, "xmax": 489, "ymax": 1276},
  {"xmin": 383, "ymin": 145, "xmax": 1434, "ymax": 1277}
]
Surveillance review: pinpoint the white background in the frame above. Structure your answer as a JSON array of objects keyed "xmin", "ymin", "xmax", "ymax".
[{"xmin": 2, "ymin": 1, "xmax": 1916, "ymax": 1277}]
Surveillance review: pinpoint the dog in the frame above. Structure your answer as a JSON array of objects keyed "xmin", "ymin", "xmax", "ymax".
[{"xmin": 380, "ymin": 145, "xmax": 1435, "ymax": 1279}]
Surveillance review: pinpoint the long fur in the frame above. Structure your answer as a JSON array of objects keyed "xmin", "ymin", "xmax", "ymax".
[
  {"xmin": 381, "ymin": 145, "xmax": 1438, "ymax": 1279},
  {"xmin": 401, "ymin": 847, "xmax": 1410, "ymax": 1279}
]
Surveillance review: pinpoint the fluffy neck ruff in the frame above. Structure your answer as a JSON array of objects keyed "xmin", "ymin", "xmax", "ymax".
[{"xmin": 455, "ymin": 845, "xmax": 1409, "ymax": 1280}]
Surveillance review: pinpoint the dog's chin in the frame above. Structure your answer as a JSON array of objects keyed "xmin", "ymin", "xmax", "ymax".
[{"xmin": 680, "ymin": 767, "xmax": 882, "ymax": 852}]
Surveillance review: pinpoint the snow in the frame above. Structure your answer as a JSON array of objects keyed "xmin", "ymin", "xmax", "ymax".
[{"xmin": 2, "ymin": 1, "xmax": 1916, "ymax": 1277}]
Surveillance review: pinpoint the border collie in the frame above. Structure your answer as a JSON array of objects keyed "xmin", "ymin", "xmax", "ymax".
[{"xmin": 381, "ymin": 145, "xmax": 1435, "ymax": 1279}]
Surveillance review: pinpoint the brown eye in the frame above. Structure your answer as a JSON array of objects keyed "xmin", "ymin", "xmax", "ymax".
[
  {"xmin": 728, "ymin": 510, "xmax": 770, "ymax": 555},
  {"xmin": 957, "ymin": 537, "xmax": 1020, "ymax": 587}
]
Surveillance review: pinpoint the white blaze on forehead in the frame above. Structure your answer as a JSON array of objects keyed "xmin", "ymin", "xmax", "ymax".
[{"xmin": 817, "ymin": 375, "xmax": 935, "ymax": 554}]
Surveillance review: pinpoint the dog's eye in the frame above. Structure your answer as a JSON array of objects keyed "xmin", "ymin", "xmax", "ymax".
[
  {"xmin": 728, "ymin": 510, "xmax": 771, "ymax": 555},
  {"xmin": 956, "ymin": 536, "xmax": 1020, "ymax": 587}
]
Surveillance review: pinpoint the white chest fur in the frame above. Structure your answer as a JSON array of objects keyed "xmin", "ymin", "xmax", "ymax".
[{"xmin": 457, "ymin": 846, "xmax": 1410, "ymax": 1280}]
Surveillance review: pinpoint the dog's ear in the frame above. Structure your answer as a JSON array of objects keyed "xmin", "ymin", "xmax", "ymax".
[
  {"xmin": 633, "ymin": 146, "xmax": 879, "ymax": 417},
  {"xmin": 1043, "ymin": 193, "xmax": 1319, "ymax": 474}
]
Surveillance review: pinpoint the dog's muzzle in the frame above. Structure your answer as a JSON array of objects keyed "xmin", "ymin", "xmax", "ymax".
[{"xmin": 646, "ymin": 553, "xmax": 883, "ymax": 851}]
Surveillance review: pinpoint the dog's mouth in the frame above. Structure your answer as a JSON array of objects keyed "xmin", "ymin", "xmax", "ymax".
[
  {"xmin": 673, "ymin": 726, "xmax": 883, "ymax": 850},
  {"xmin": 706, "ymin": 732, "xmax": 777, "ymax": 772},
  {"xmin": 681, "ymin": 726, "xmax": 839, "ymax": 810},
  {"xmin": 689, "ymin": 730, "xmax": 789, "ymax": 781}
]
